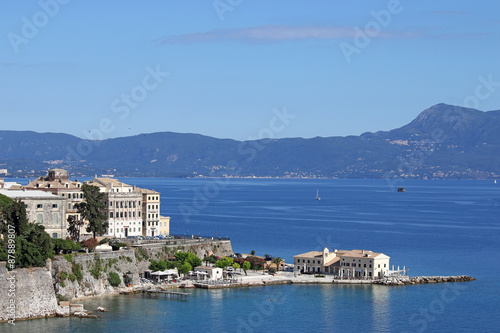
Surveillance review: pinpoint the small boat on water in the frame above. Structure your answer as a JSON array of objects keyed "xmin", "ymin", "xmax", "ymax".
[
  {"xmin": 397, "ymin": 187, "xmax": 406, "ymax": 192},
  {"xmin": 316, "ymin": 189, "xmax": 321, "ymax": 200}
]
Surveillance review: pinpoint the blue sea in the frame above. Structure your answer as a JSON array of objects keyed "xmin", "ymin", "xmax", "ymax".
[{"xmin": 4, "ymin": 178, "xmax": 500, "ymax": 332}]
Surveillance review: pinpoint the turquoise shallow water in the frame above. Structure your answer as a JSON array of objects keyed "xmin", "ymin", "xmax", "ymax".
[{"xmin": 3, "ymin": 179, "xmax": 500, "ymax": 332}]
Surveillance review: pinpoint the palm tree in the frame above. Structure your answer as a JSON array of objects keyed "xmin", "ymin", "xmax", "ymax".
[{"xmin": 272, "ymin": 257, "xmax": 283, "ymax": 272}]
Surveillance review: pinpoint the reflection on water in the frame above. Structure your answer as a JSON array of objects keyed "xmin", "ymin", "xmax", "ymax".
[{"xmin": 372, "ymin": 285, "xmax": 390, "ymax": 333}]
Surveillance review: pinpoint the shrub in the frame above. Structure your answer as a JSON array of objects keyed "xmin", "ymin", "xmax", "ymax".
[
  {"xmin": 81, "ymin": 238, "xmax": 99, "ymax": 252},
  {"xmin": 112, "ymin": 242, "xmax": 126, "ymax": 251},
  {"xmin": 99, "ymin": 238, "xmax": 110, "ymax": 245},
  {"xmin": 56, "ymin": 294, "xmax": 69, "ymax": 302},
  {"xmin": 126, "ymin": 256, "xmax": 133, "ymax": 263},
  {"xmin": 68, "ymin": 274, "xmax": 77, "ymax": 282},
  {"xmin": 60, "ymin": 281, "xmax": 66, "ymax": 288},
  {"xmin": 72, "ymin": 263, "xmax": 83, "ymax": 281},
  {"xmin": 53, "ymin": 239, "xmax": 81, "ymax": 254},
  {"xmin": 64, "ymin": 253, "xmax": 73, "ymax": 262},
  {"xmin": 90, "ymin": 261, "xmax": 102, "ymax": 279},
  {"xmin": 60, "ymin": 271, "xmax": 68, "ymax": 280},
  {"xmin": 108, "ymin": 272, "xmax": 121, "ymax": 287}
]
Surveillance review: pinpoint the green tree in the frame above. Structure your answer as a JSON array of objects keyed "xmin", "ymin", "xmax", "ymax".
[
  {"xmin": 75, "ymin": 184, "xmax": 108, "ymax": 239},
  {"xmin": 242, "ymin": 261, "xmax": 251, "ymax": 275},
  {"xmin": 149, "ymin": 259, "xmax": 168, "ymax": 271},
  {"xmin": 215, "ymin": 257, "xmax": 233, "ymax": 269},
  {"xmin": 3, "ymin": 200, "xmax": 29, "ymax": 236},
  {"xmin": 67, "ymin": 215, "xmax": 84, "ymax": 242},
  {"xmin": 175, "ymin": 251, "xmax": 202, "ymax": 268},
  {"xmin": 232, "ymin": 263, "xmax": 240, "ymax": 272},
  {"xmin": 14, "ymin": 223, "xmax": 54, "ymax": 268},
  {"xmin": 250, "ymin": 250, "xmax": 255, "ymax": 256},
  {"xmin": 178, "ymin": 262, "xmax": 192, "ymax": 275}
]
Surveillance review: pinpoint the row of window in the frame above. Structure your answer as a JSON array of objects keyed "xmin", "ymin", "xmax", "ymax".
[
  {"xmin": 296, "ymin": 259, "xmax": 322, "ymax": 264},
  {"xmin": 343, "ymin": 263, "xmax": 372, "ymax": 268},
  {"xmin": 145, "ymin": 221, "xmax": 168, "ymax": 227},
  {"xmin": 61, "ymin": 193, "xmax": 83, "ymax": 199},
  {"xmin": 108, "ymin": 201, "xmax": 140, "ymax": 208},
  {"xmin": 148, "ymin": 213, "xmax": 159, "ymax": 219},
  {"xmin": 110, "ymin": 211, "xmax": 141, "ymax": 218},
  {"xmin": 109, "ymin": 227, "xmax": 141, "ymax": 233},
  {"xmin": 35, "ymin": 204, "xmax": 59, "ymax": 209},
  {"xmin": 147, "ymin": 196, "xmax": 159, "ymax": 201},
  {"xmin": 148, "ymin": 204, "xmax": 159, "ymax": 210}
]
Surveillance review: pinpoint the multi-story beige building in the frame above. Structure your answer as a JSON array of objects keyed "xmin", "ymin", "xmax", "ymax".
[
  {"xmin": 0, "ymin": 189, "xmax": 67, "ymax": 239},
  {"xmin": 159, "ymin": 216, "xmax": 170, "ymax": 236},
  {"xmin": 136, "ymin": 187, "xmax": 170, "ymax": 236},
  {"xmin": 25, "ymin": 169, "xmax": 85, "ymax": 234},
  {"xmin": 86, "ymin": 177, "xmax": 142, "ymax": 238},
  {"xmin": 294, "ymin": 247, "xmax": 390, "ymax": 278}
]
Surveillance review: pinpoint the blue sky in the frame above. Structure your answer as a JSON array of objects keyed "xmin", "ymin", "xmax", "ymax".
[{"xmin": 1, "ymin": 0, "xmax": 500, "ymax": 140}]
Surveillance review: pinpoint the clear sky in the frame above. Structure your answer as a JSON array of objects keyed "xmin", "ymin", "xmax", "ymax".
[{"xmin": 1, "ymin": 0, "xmax": 500, "ymax": 141}]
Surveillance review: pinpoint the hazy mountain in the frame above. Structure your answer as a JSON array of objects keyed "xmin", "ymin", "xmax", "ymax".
[{"xmin": 1, "ymin": 104, "xmax": 499, "ymax": 179}]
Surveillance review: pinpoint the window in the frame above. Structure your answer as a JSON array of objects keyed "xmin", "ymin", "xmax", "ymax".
[
  {"xmin": 384, "ymin": 264, "xmax": 386, "ymax": 268},
  {"xmin": 110, "ymin": 212, "xmax": 114, "ymax": 218},
  {"xmin": 156, "ymin": 205, "xmax": 158, "ymax": 209},
  {"xmin": 52, "ymin": 233, "xmax": 58, "ymax": 238},
  {"xmin": 62, "ymin": 193, "xmax": 65, "ymax": 197},
  {"xmin": 364, "ymin": 264, "xmax": 366, "ymax": 268},
  {"xmin": 378, "ymin": 264, "xmax": 380, "ymax": 268},
  {"xmin": 68, "ymin": 203, "xmax": 71, "ymax": 209},
  {"xmin": 120, "ymin": 201, "xmax": 123, "ymax": 208},
  {"xmin": 369, "ymin": 264, "xmax": 372, "ymax": 268},
  {"xmin": 156, "ymin": 214, "xmax": 158, "ymax": 218},
  {"xmin": 120, "ymin": 212, "xmax": 123, "ymax": 218},
  {"xmin": 37, "ymin": 204, "xmax": 43, "ymax": 209},
  {"xmin": 313, "ymin": 260, "xmax": 315, "ymax": 264},
  {"xmin": 133, "ymin": 212, "xmax": 135, "ymax": 218},
  {"xmin": 139, "ymin": 212, "xmax": 141, "ymax": 217},
  {"xmin": 52, "ymin": 204, "xmax": 58, "ymax": 208},
  {"xmin": 37, "ymin": 214, "xmax": 43, "ymax": 223},
  {"xmin": 307, "ymin": 260, "xmax": 310, "ymax": 263}
]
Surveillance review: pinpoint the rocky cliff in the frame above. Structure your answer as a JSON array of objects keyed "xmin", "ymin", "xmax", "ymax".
[{"xmin": 0, "ymin": 239, "xmax": 234, "ymax": 323}]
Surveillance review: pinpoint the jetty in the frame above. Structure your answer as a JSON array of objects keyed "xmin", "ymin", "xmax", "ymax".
[{"xmin": 143, "ymin": 289, "xmax": 190, "ymax": 300}]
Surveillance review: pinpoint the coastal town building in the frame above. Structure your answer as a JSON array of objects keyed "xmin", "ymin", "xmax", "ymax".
[
  {"xmin": 136, "ymin": 187, "xmax": 165, "ymax": 237},
  {"xmin": 25, "ymin": 169, "xmax": 86, "ymax": 235},
  {"xmin": 159, "ymin": 216, "xmax": 170, "ymax": 236},
  {"xmin": 194, "ymin": 266, "xmax": 223, "ymax": 281},
  {"xmin": 0, "ymin": 189, "xmax": 67, "ymax": 239},
  {"xmin": 294, "ymin": 247, "xmax": 390, "ymax": 278},
  {"xmin": 86, "ymin": 177, "xmax": 143, "ymax": 238}
]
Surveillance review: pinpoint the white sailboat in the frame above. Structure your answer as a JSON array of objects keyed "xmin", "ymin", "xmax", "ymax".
[
  {"xmin": 495, "ymin": 180, "xmax": 497, "ymax": 184},
  {"xmin": 316, "ymin": 189, "xmax": 321, "ymax": 201}
]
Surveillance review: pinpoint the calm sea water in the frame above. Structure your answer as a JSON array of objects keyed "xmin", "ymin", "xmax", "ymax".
[{"xmin": 4, "ymin": 178, "xmax": 500, "ymax": 332}]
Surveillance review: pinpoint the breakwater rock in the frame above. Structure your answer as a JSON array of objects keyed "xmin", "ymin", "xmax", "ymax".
[{"xmin": 376, "ymin": 275, "xmax": 475, "ymax": 286}]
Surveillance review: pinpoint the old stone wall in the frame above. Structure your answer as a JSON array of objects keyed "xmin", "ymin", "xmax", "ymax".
[
  {"xmin": 0, "ymin": 261, "xmax": 59, "ymax": 322},
  {"xmin": 0, "ymin": 239, "xmax": 234, "ymax": 322},
  {"xmin": 52, "ymin": 249, "xmax": 140, "ymax": 300}
]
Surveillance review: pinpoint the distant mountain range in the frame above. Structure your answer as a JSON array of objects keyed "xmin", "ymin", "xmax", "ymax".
[{"xmin": 1, "ymin": 104, "xmax": 500, "ymax": 179}]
